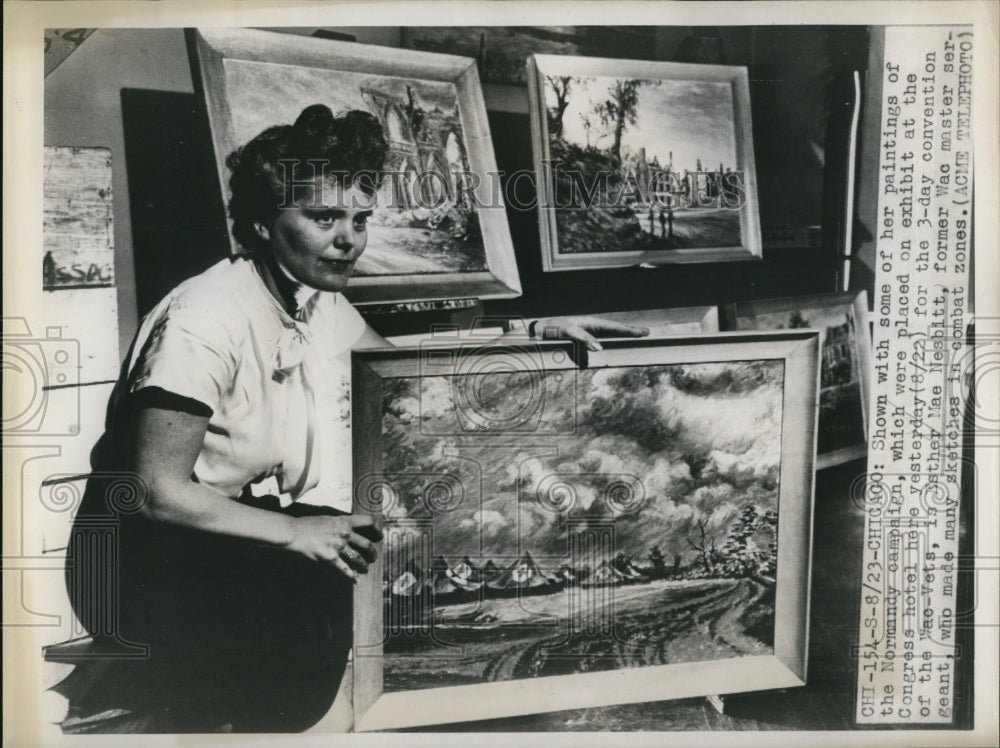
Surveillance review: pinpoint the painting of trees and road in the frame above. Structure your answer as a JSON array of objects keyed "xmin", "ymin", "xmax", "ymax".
[
  {"xmin": 541, "ymin": 72, "xmax": 746, "ymax": 255},
  {"xmin": 375, "ymin": 360, "xmax": 783, "ymax": 692}
]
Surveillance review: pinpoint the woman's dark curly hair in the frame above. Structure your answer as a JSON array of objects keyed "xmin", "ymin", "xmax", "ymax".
[{"xmin": 225, "ymin": 104, "xmax": 388, "ymax": 253}]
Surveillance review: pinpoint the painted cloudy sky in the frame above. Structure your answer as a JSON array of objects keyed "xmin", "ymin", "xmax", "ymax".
[{"xmin": 379, "ymin": 361, "xmax": 784, "ymax": 563}]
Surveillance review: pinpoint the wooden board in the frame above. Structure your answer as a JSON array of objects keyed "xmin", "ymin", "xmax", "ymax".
[{"xmin": 42, "ymin": 146, "xmax": 114, "ymax": 290}]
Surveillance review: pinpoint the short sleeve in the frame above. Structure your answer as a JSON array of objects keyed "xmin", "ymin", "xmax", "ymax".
[{"xmin": 127, "ymin": 308, "xmax": 237, "ymax": 412}]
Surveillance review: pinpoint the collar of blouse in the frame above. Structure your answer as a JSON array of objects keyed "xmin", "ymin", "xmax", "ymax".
[{"xmin": 252, "ymin": 254, "xmax": 323, "ymax": 381}]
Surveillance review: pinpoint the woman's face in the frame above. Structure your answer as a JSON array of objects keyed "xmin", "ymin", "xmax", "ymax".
[{"xmin": 267, "ymin": 176, "xmax": 374, "ymax": 293}]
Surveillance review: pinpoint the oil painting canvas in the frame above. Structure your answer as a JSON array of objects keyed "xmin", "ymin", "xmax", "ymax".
[
  {"xmin": 190, "ymin": 28, "xmax": 521, "ymax": 304},
  {"xmin": 378, "ymin": 360, "xmax": 783, "ymax": 689},
  {"xmin": 221, "ymin": 62, "xmax": 486, "ymax": 277},
  {"xmin": 528, "ymin": 55, "xmax": 761, "ymax": 270},
  {"xmin": 351, "ymin": 334, "xmax": 817, "ymax": 730},
  {"xmin": 725, "ymin": 291, "xmax": 872, "ymax": 468}
]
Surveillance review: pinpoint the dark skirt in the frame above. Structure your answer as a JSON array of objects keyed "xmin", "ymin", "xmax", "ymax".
[{"xmin": 64, "ymin": 476, "xmax": 353, "ymax": 732}]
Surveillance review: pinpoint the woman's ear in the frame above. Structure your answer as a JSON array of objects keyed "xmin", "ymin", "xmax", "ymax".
[{"xmin": 254, "ymin": 222, "xmax": 270, "ymax": 242}]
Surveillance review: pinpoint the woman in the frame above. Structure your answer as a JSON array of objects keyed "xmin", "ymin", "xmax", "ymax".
[{"xmin": 65, "ymin": 104, "xmax": 645, "ymax": 733}]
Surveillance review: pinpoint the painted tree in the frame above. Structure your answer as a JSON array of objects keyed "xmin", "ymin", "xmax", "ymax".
[
  {"xmin": 647, "ymin": 544, "xmax": 668, "ymax": 578},
  {"xmin": 580, "ymin": 112, "xmax": 601, "ymax": 149},
  {"xmin": 686, "ymin": 516, "xmax": 720, "ymax": 576},
  {"xmin": 594, "ymin": 79, "xmax": 642, "ymax": 163},
  {"xmin": 614, "ymin": 551, "xmax": 638, "ymax": 576},
  {"xmin": 405, "ymin": 85, "xmax": 425, "ymax": 139},
  {"xmin": 787, "ymin": 310, "xmax": 810, "ymax": 329},
  {"xmin": 719, "ymin": 504, "xmax": 762, "ymax": 577},
  {"xmin": 758, "ymin": 508, "xmax": 779, "ymax": 577},
  {"xmin": 546, "ymin": 76, "xmax": 577, "ymax": 139},
  {"xmin": 718, "ymin": 504, "xmax": 780, "ymax": 578}
]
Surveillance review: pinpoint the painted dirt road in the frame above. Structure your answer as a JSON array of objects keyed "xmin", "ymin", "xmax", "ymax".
[{"xmin": 384, "ymin": 577, "xmax": 774, "ymax": 692}]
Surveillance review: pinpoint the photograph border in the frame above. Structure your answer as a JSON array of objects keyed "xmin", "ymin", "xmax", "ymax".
[{"xmin": 4, "ymin": 3, "xmax": 998, "ymax": 745}]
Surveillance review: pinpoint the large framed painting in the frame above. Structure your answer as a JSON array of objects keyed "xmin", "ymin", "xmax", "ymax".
[
  {"xmin": 351, "ymin": 333, "xmax": 818, "ymax": 730},
  {"xmin": 724, "ymin": 291, "xmax": 872, "ymax": 469},
  {"xmin": 527, "ymin": 54, "xmax": 762, "ymax": 271},
  {"xmin": 188, "ymin": 28, "xmax": 521, "ymax": 305}
]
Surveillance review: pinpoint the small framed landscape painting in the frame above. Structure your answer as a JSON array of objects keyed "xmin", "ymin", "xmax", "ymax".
[
  {"xmin": 188, "ymin": 28, "xmax": 521, "ymax": 305},
  {"xmin": 724, "ymin": 291, "xmax": 873, "ymax": 469},
  {"xmin": 527, "ymin": 54, "xmax": 762, "ymax": 271},
  {"xmin": 351, "ymin": 332, "xmax": 818, "ymax": 730}
]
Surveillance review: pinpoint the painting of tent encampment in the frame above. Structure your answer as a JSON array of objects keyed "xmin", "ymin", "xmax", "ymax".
[
  {"xmin": 528, "ymin": 55, "xmax": 761, "ymax": 270},
  {"xmin": 351, "ymin": 337, "xmax": 817, "ymax": 728},
  {"xmin": 373, "ymin": 358, "xmax": 786, "ymax": 692}
]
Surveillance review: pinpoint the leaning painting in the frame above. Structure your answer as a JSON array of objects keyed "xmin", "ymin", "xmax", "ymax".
[
  {"xmin": 528, "ymin": 54, "xmax": 762, "ymax": 270},
  {"xmin": 725, "ymin": 291, "xmax": 872, "ymax": 469},
  {"xmin": 351, "ymin": 334, "xmax": 818, "ymax": 730},
  {"xmin": 188, "ymin": 28, "xmax": 521, "ymax": 304}
]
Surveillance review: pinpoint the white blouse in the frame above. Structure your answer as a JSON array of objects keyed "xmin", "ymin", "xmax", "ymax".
[{"xmin": 94, "ymin": 256, "xmax": 367, "ymax": 511}]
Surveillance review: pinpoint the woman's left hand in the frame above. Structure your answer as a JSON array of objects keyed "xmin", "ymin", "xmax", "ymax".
[{"xmin": 530, "ymin": 316, "xmax": 650, "ymax": 352}]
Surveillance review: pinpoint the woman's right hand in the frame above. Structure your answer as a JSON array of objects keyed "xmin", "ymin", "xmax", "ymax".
[{"xmin": 286, "ymin": 514, "xmax": 382, "ymax": 582}]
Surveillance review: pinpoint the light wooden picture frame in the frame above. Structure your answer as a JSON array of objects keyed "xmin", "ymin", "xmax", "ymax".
[
  {"xmin": 188, "ymin": 28, "xmax": 521, "ymax": 305},
  {"xmin": 528, "ymin": 54, "xmax": 762, "ymax": 271},
  {"xmin": 724, "ymin": 291, "xmax": 873, "ymax": 469},
  {"xmin": 351, "ymin": 333, "xmax": 818, "ymax": 730}
]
